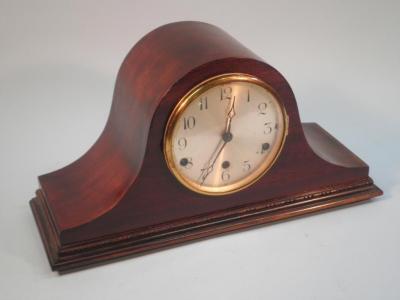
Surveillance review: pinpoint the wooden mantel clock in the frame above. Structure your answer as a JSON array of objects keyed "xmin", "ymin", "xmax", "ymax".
[{"xmin": 30, "ymin": 21, "xmax": 382, "ymax": 271}]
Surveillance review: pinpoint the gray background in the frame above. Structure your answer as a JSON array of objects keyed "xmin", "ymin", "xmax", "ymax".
[{"xmin": 1, "ymin": 1, "xmax": 399, "ymax": 299}]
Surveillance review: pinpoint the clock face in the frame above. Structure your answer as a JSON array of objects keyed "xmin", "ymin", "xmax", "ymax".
[{"xmin": 164, "ymin": 74, "xmax": 287, "ymax": 195}]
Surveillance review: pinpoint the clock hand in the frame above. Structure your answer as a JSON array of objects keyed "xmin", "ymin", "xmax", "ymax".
[
  {"xmin": 198, "ymin": 96, "xmax": 237, "ymax": 185},
  {"xmin": 197, "ymin": 137, "xmax": 225, "ymax": 183},
  {"xmin": 224, "ymin": 96, "xmax": 236, "ymax": 135},
  {"xmin": 198, "ymin": 140, "xmax": 227, "ymax": 185}
]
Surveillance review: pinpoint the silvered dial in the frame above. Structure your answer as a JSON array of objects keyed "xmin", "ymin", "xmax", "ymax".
[{"xmin": 164, "ymin": 74, "xmax": 287, "ymax": 195}]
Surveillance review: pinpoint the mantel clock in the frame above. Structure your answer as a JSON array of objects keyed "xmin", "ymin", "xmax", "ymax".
[{"xmin": 30, "ymin": 21, "xmax": 382, "ymax": 272}]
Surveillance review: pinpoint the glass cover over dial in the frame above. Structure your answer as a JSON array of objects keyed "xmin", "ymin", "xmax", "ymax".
[{"xmin": 164, "ymin": 74, "xmax": 287, "ymax": 195}]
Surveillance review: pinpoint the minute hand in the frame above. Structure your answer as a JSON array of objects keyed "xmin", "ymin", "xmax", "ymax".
[
  {"xmin": 198, "ymin": 140, "xmax": 227, "ymax": 185},
  {"xmin": 198, "ymin": 96, "xmax": 237, "ymax": 185}
]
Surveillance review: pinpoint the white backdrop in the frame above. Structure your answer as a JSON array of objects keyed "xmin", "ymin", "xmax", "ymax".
[{"xmin": 1, "ymin": 1, "xmax": 399, "ymax": 299}]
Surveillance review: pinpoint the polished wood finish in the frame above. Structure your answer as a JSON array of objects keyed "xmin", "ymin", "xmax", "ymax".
[{"xmin": 30, "ymin": 21, "xmax": 382, "ymax": 271}]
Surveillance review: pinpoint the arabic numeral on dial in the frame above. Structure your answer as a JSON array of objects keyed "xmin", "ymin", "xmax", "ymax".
[
  {"xmin": 258, "ymin": 102, "xmax": 267, "ymax": 115},
  {"xmin": 242, "ymin": 160, "xmax": 251, "ymax": 172},
  {"xmin": 264, "ymin": 122, "xmax": 273, "ymax": 134},
  {"xmin": 180, "ymin": 157, "xmax": 193, "ymax": 169},
  {"xmin": 199, "ymin": 97, "xmax": 208, "ymax": 110},
  {"xmin": 221, "ymin": 171, "xmax": 230, "ymax": 182},
  {"xmin": 186, "ymin": 157, "xmax": 193, "ymax": 169},
  {"xmin": 183, "ymin": 116, "xmax": 195, "ymax": 130},
  {"xmin": 220, "ymin": 86, "xmax": 232, "ymax": 101},
  {"xmin": 247, "ymin": 89, "xmax": 250, "ymax": 102},
  {"xmin": 177, "ymin": 137, "xmax": 187, "ymax": 150}
]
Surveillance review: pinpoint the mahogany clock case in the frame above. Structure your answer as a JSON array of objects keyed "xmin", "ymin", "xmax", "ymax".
[{"xmin": 29, "ymin": 21, "xmax": 382, "ymax": 271}]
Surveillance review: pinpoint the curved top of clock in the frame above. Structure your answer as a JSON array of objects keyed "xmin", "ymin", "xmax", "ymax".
[{"xmin": 38, "ymin": 21, "xmax": 302, "ymax": 232}]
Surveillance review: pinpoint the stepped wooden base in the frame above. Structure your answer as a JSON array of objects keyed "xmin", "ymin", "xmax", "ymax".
[{"xmin": 30, "ymin": 180, "xmax": 382, "ymax": 272}]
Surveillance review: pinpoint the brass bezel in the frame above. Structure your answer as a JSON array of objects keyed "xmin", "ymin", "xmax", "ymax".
[{"xmin": 163, "ymin": 73, "xmax": 288, "ymax": 196}]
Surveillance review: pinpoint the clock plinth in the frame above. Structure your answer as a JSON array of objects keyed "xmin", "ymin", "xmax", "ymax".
[{"xmin": 30, "ymin": 21, "xmax": 382, "ymax": 272}]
